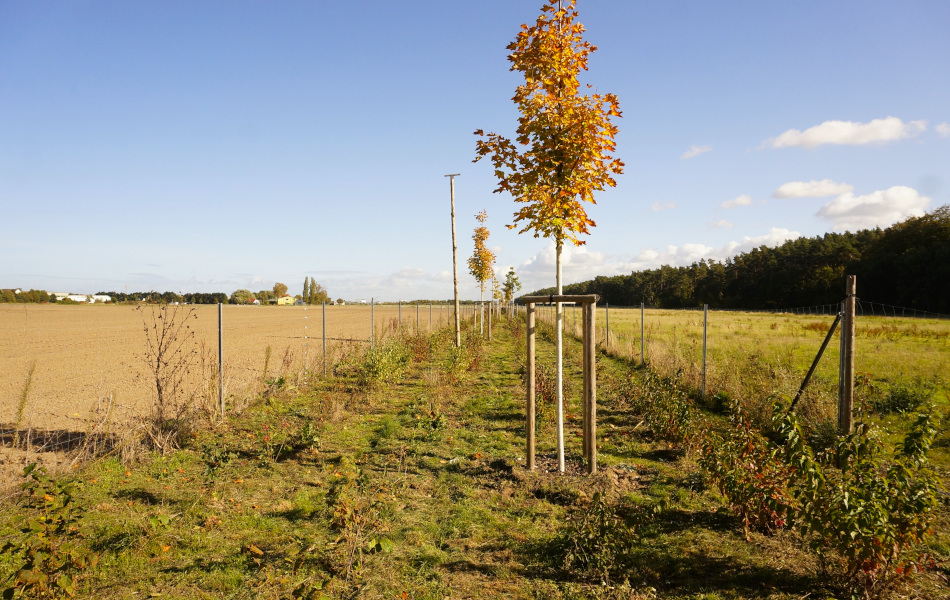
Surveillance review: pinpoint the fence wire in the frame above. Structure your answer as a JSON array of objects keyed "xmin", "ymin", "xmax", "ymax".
[{"xmin": 1, "ymin": 302, "xmax": 458, "ymax": 459}]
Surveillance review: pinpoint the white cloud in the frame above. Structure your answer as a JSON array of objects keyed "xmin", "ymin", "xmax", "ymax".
[
  {"xmin": 517, "ymin": 228, "xmax": 804, "ymax": 292},
  {"xmin": 710, "ymin": 219, "xmax": 734, "ymax": 229},
  {"xmin": 720, "ymin": 194, "xmax": 753, "ymax": 209},
  {"xmin": 651, "ymin": 201, "xmax": 677, "ymax": 212},
  {"xmin": 625, "ymin": 230, "xmax": 800, "ymax": 271},
  {"xmin": 518, "ymin": 243, "xmax": 609, "ymax": 291},
  {"xmin": 773, "ymin": 179, "xmax": 854, "ymax": 199},
  {"xmin": 937, "ymin": 123, "xmax": 950, "ymax": 138},
  {"xmin": 764, "ymin": 116, "xmax": 927, "ymax": 149},
  {"xmin": 718, "ymin": 228, "xmax": 802, "ymax": 258},
  {"xmin": 816, "ymin": 186, "xmax": 930, "ymax": 231},
  {"xmin": 680, "ymin": 145, "xmax": 712, "ymax": 159}
]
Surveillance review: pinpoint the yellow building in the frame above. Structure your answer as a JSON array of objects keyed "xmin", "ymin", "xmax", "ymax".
[{"xmin": 276, "ymin": 295, "xmax": 294, "ymax": 306}]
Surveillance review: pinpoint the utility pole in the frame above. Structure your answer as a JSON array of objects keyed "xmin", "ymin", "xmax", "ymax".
[{"xmin": 445, "ymin": 173, "xmax": 462, "ymax": 347}]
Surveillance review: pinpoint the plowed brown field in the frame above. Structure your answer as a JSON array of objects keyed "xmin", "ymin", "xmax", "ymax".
[{"xmin": 1, "ymin": 303, "xmax": 453, "ymax": 438}]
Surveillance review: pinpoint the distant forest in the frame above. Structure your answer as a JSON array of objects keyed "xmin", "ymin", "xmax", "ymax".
[{"xmin": 524, "ymin": 205, "xmax": 950, "ymax": 314}]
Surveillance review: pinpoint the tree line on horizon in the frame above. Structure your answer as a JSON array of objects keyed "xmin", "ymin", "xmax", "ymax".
[{"xmin": 523, "ymin": 205, "xmax": 950, "ymax": 314}]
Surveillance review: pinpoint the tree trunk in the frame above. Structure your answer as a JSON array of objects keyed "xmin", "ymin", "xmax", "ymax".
[
  {"xmin": 556, "ymin": 239, "xmax": 565, "ymax": 472},
  {"xmin": 480, "ymin": 285, "xmax": 484, "ymax": 336}
]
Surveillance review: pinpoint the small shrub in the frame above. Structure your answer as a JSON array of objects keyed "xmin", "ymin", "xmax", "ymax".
[
  {"xmin": 699, "ymin": 403, "xmax": 795, "ymax": 538},
  {"xmin": 550, "ymin": 492, "xmax": 638, "ymax": 584},
  {"xmin": 632, "ymin": 372, "xmax": 697, "ymax": 448},
  {"xmin": 403, "ymin": 331, "xmax": 432, "ymax": 363},
  {"xmin": 873, "ymin": 379, "xmax": 933, "ymax": 415},
  {"xmin": 774, "ymin": 404, "xmax": 942, "ymax": 599},
  {"xmin": 358, "ymin": 338, "xmax": 410, "ymax": 390}
]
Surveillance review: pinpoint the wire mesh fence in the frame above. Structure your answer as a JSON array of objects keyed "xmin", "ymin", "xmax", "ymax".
[
  {"xmin": 0, "ymin": 302, "xmax": 471, "ymax": 464},
  {"xmin": 531, "ymin": 300, "xmax": 950, "ymax": 415}
]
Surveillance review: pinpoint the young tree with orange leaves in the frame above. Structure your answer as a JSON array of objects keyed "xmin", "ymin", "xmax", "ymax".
[
  {"xmin": 467, "ymin": 210, "xmax": 496, "ymax": 304},
  {"xmin": 474, "ymin": 0, "xmax": 623, "ymax": 472}
]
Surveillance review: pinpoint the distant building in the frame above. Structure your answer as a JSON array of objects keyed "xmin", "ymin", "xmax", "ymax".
[
  {"xmin": 50, "ymin": 293, "xmax": 111, "ymax": 303},
  {"xmin": 276, "ymin": 295, "xmax": 294, "ymax": 306}
]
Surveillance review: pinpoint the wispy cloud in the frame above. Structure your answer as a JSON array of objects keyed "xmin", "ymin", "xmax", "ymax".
[
  {"xmin": 710, "ymin": 219, "xmax": 734, "ymax": 229},
  {"xmin": 937, "ymin": 122, "xmax": 950, "ymax": 138},
  {"xmin": 763, "ymin": 116, "xmax": 926, "ymax": 149},
  {"xmin": 651, "ymin": 201, "xmax": 677, "ymax": 212},
  {"xmin": 816, "ymin": 185, "xmax": 930, "ymax": 230},
  {"xmin": 680, "ymin": 144, "xmax": 712, "ymax": 159},
  {"xmin": 720, "ymin": 194, "xmax": 753, "ymax": 209},
  {"xmin": 773, "ymin": 179, "xmax": 854, "ymax": 198}
]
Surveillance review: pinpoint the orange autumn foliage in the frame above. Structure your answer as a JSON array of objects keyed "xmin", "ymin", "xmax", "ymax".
[{"xmin": 474, "ymin": 0, "xmax": 623, "ymax": 247}]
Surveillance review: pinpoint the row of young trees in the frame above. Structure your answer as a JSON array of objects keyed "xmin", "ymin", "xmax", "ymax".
[
  {"xmin": 465, "ymin": 210, "xmax": 523, "ymax": 306},
  {"xmin": 526, "ymin": 205, "xmax": 950, "ymax": 314}
]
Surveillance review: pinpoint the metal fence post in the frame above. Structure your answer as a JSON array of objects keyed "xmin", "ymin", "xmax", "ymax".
[
  {"xmin": 640, "ymin": 302, "xmax": 645, "ymax": 366},
  {"xmin": 702, "ymin": 304, "xmax": 708, "ymax": 402}
]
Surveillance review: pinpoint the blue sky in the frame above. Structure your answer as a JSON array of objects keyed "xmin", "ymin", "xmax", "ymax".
[{"xmin": 2, "ymin": 0, "xmax": 948, "ymax": 301}]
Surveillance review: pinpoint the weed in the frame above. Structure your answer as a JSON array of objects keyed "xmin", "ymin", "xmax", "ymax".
[
  {"xmin": 138, "ymin": 304, "xmax": 200, "ymax": 452},
  {"xmin": 12, "ymin": 361, "xmax": 36, "ymax": 450},
  {"xmin": 201, "ymin": 442, "xmax": 236, "ymax": 479},
  {"xmin": 324, "ymin": 462, "xmax": 392, "ymax": 580},
  {"xmin": 2, "ymin": 464, "xmax": 98, "ymax": 599}
]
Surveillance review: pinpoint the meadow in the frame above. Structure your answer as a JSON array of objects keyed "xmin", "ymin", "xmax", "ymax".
[{"xmin": 545, "ymin": 304, "xmax": 949, "ymax": 422}]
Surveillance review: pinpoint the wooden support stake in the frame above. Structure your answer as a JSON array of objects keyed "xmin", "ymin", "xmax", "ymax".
[
  {"xmin": 582, "ymin": 302, "xmax": 590, "ymax": 463},
  {"xmin": 586, "ymin": 302, "xmax": 597, "ymax": 474},
  {"xmin": 526, "ymin": 303, "xmax": 536, "ymax": 470}
]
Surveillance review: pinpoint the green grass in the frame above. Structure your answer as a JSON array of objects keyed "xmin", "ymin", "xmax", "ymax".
[
  {"xmin": 1, "ymin": 318, "xmax": 947, "ymax": 599},
  {"xmin": 567, "ymin": 306, "xmax": 950, "ymax": 418}
]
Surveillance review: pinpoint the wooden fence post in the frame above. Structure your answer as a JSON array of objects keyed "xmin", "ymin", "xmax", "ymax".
[{"xmin": 838, "ymin": 275, "xmax": 856, "ymax": 435}]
